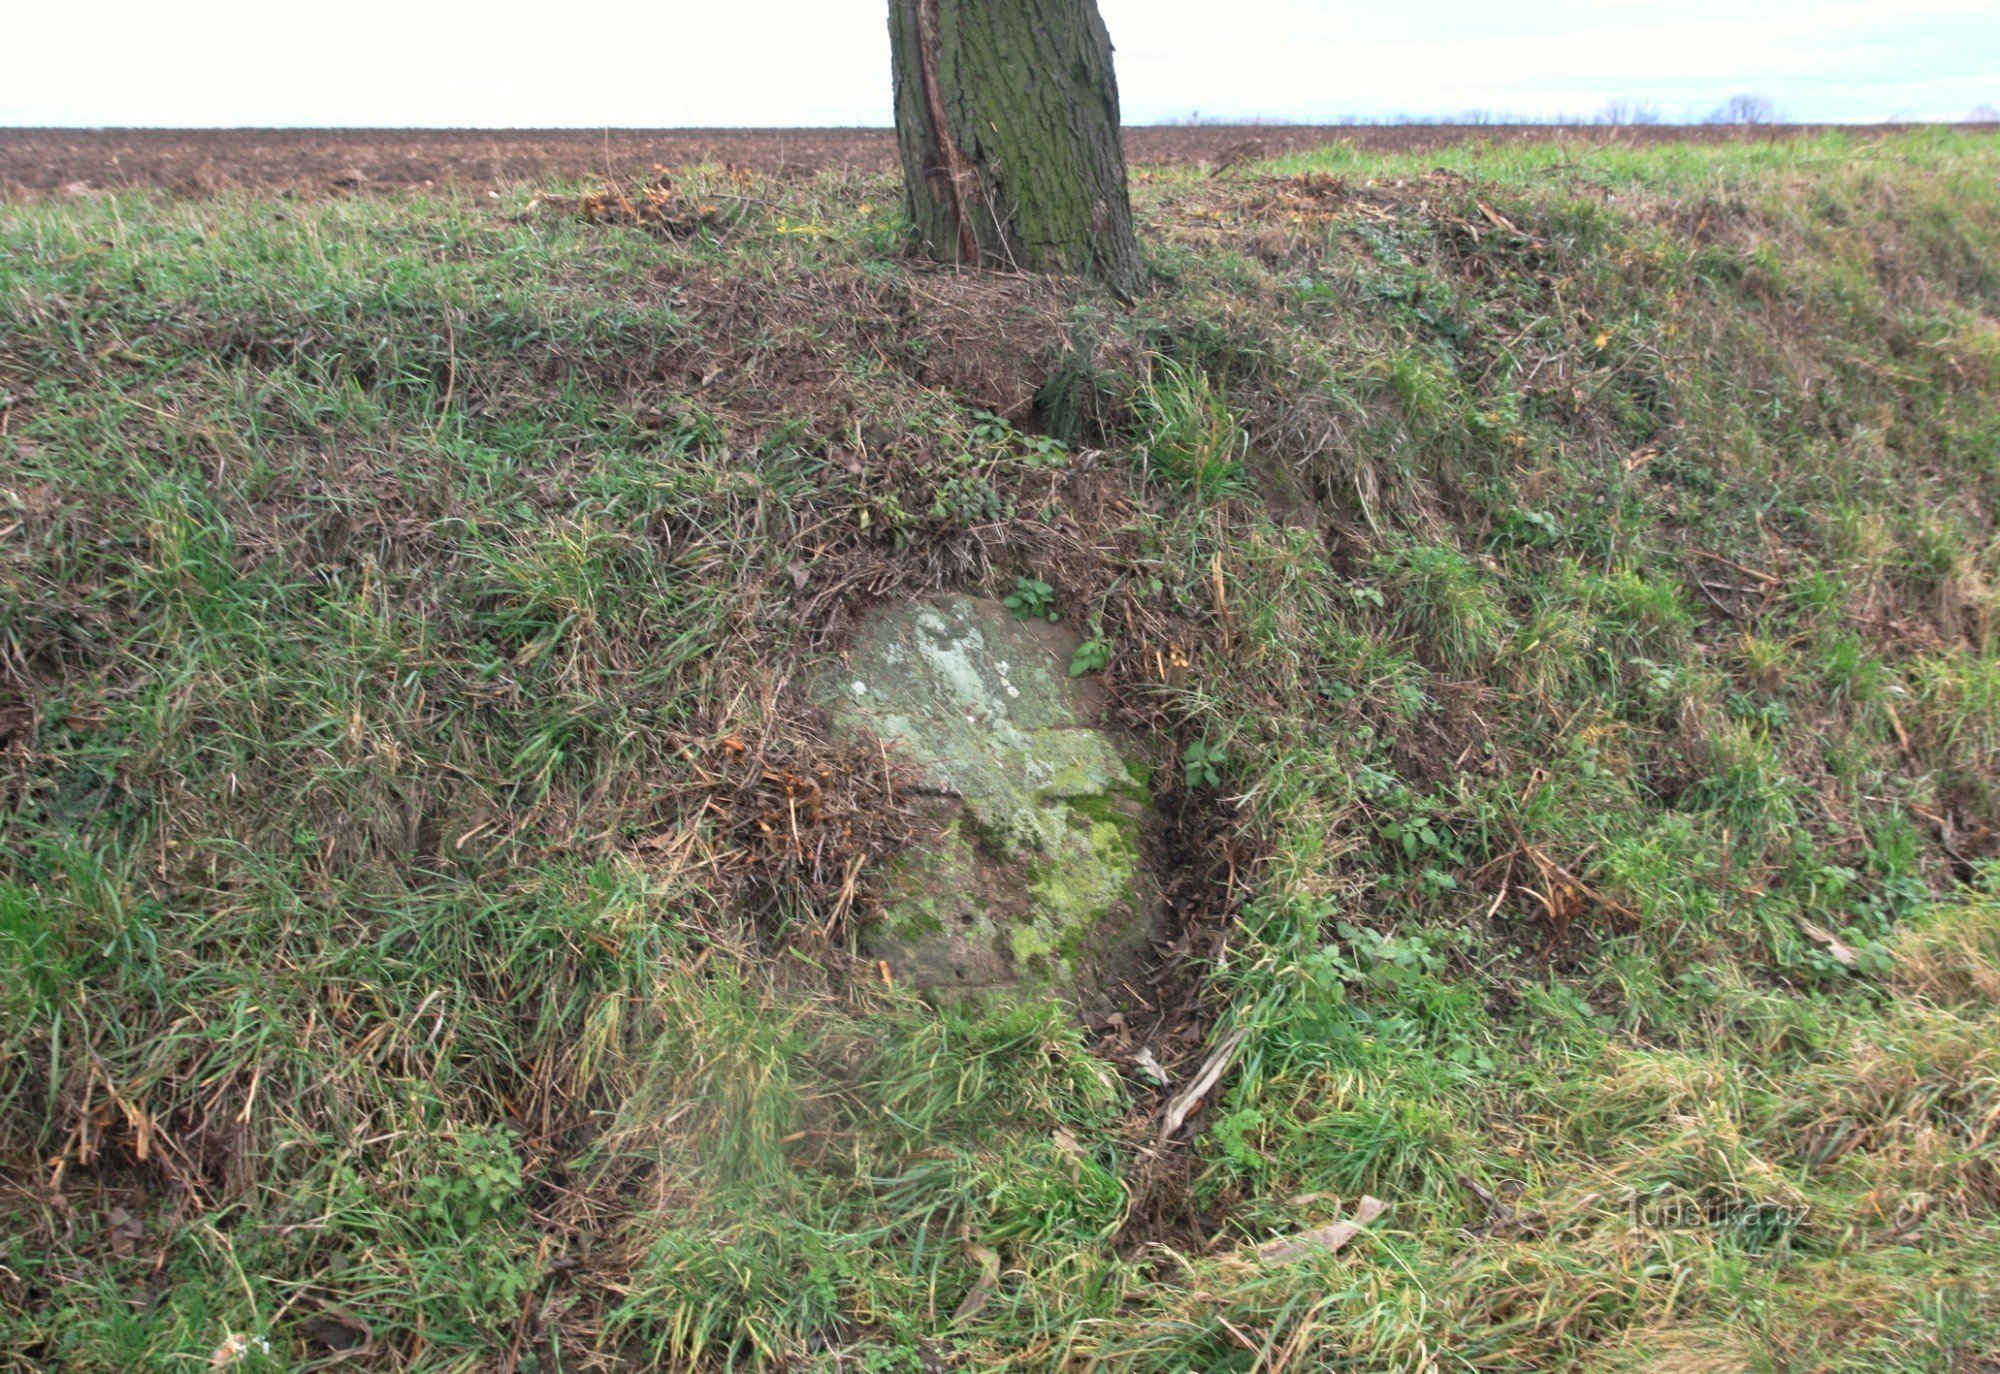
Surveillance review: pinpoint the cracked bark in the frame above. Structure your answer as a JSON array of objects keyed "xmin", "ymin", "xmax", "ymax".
[{"xmin": 888, "ymin": 0, "xmax": 1142, "ymax": 297}]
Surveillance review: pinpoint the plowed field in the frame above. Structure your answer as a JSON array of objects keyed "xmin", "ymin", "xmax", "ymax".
[{"xmin": 0, "ymin": 123, "xmax": 1908, "ymax": 195}]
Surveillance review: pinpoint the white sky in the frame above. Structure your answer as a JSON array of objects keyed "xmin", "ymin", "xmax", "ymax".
[{"xmin": 7, "ymin": 0, "xmax": 1997, "ymax": 127}]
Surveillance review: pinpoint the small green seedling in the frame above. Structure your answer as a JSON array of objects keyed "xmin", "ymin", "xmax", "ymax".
[
  {"xmin": 1022, "ymin": 433, "xmax": 1070, "ymax": 468},
  {"xmin": 1004, "ymin": 576, "xmax": 1058, "ymax": 621},
  {"xmin": 1183, "ymin": 738, "xmax": 1228, "ymax": 789},
  {"xmin": 1381, "ymin": 815, "xmax": 1447, "ymax": 862},
  {"xmin": 969, "ymin": 409, "xmax": 1067, "ymax": 468},
  {"xmin": 969, "ymin": 409, "xmax": 1015, "ymax": 445},
  {"xmin": 1069, "ymin": 639, "xmax": 1111, "ymax": 676}
]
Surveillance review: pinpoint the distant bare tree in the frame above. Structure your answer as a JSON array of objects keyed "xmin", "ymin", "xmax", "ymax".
[
  {"xmin": 1598, "ymin": 99, "xmax": 1663, "ymax": 127},
  {"xmin": 1971, "ymin": 104, "xmax": 2000, "ymax": 123},
  {"xmin": 1706, "ymin": 93, "xmax": 1778, "ymax": 125},
  {"xmin": 1158, "ymin": 110, "xmax": 1296, "ymax": 128}
]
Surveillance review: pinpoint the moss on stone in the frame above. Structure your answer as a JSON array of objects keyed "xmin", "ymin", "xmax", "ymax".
[
  {"xmin": 882, "ymin": 898, "xmax": 947, "ymax": 944},
  {"xmin": 1122, "ymin": 756, "xmax": 1156, "ymax": 794},
  {"xmin": 1008, "ymin": 923, "xmax": 1058, "ymax": 967},
  {"xmin": 1062, "ymin": 792, "xmax": 1122, "ymax": 826}
]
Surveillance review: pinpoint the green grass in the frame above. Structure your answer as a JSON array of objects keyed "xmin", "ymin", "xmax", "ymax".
[{"xmin": 3, "ymin": 131, "xmax": 2000, "ymax": 1370}]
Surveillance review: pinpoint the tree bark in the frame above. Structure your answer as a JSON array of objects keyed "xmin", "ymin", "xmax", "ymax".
[{"xmin": 888, "ymin": 0, "xmax": 1142, "ymax": 297}]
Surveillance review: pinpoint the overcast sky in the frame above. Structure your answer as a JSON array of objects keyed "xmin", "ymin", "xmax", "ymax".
[{"xmin": 8, "ymin": 0, "xmax": 1997, "ymax": 127}]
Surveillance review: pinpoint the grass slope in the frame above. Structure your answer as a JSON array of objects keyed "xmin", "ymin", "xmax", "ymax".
[{"xmin": 3, "ymin": 130, "xmax": 1999, "ymax": 1371}]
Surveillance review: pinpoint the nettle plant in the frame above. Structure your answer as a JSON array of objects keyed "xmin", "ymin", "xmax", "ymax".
[
  {"xmin": 925, "ymin": 410, "xmax": 1071, "ymax": 528},
  {"xmin": 1003, "ymin": 576, "xmax": 1059, "ymax": 621},
  {"xmin": 1068, "ymin": 638, "xmax": 1111, "ymax": 676},
  {"xmin": 1332, "ymin": 919, "xmax": 1445, "ymax": 990},
  {"xmin": 1183, "ymin": 737, "xmax": 1229, "ymax": 789},
  {"xmin": 1368, "ymin": 784, "xmax": 1468, "ymax": 898},
  {"xmin": 969, "ymin": 408, "xmax": 1069, "ymax": 469},
  {"xmin": 415, "ymin": 1126, "xmax": 526, "ymax": 1232}
]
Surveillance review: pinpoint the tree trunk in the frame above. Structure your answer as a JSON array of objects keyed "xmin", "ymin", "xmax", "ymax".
[{"xmin": 888, "ymin": 0, "xmax": 1142, "ymax": 297}]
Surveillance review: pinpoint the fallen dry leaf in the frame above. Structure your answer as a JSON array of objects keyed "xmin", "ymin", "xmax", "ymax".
[
  {"xmin": 105, "ymin": 1205, "xmax": 145, "ymax": 1259},
  {"xmin": 209, "ymin": 1334, "xmax": 272, "ymax": 1369},
  {"xmin": 951, "ymin": 1237, "xmax": 1002, "ymax": 1323},
  {"xmin": 1801, "ymin": 921, "xmax": 1860, "ymax": 968},
  {"xmin": 1256, "ymin": 1195, "xmax": 1387, "ymax": 1263},
  {"xmin": 1160, "ymin": 1027, "xmax": 1249, "ymax": 1141}
]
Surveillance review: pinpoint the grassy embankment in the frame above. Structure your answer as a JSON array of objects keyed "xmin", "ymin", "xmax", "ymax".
[{"xmin": 4, "ymin": 130, "xmax": 2000, "ymax": 1370}]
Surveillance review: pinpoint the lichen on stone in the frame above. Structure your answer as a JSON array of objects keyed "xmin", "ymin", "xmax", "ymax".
[{"xmin": 818, "ymin": 595, "xmax": 1157, "ymax": 1005}]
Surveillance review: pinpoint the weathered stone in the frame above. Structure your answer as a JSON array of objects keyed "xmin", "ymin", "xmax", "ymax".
[{"xmin": 821, "ymin": 595, "xmax": 1156, "ymax": 1005}]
